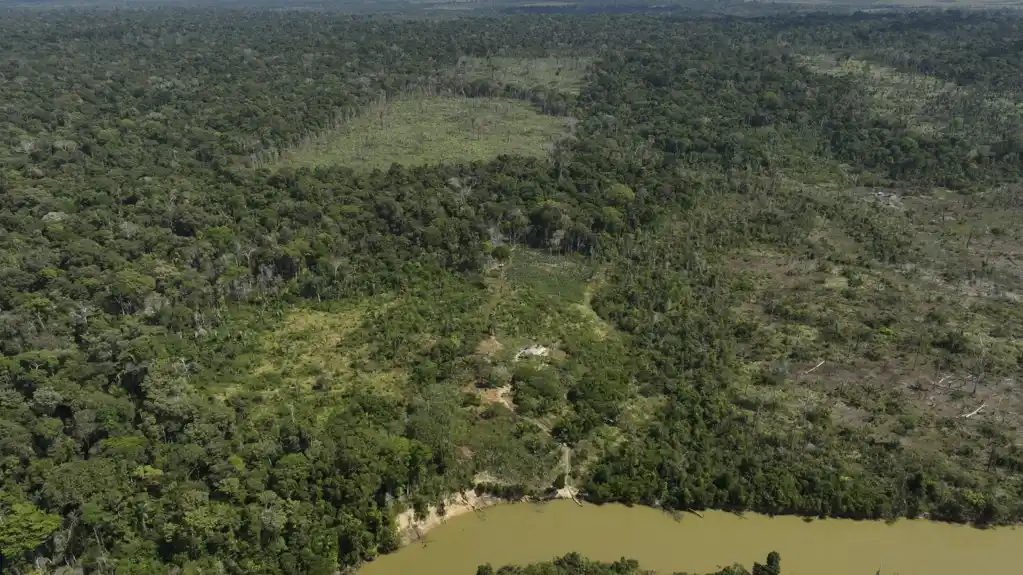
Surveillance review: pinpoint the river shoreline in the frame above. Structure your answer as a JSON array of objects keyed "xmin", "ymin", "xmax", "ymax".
[
  {"xmin": 394, "ymin": 486, "xmax": 581, "ymax": 544},
  {"xmin": 366, "ymin": 500, "xmax": 1023, "ymax": 575}
]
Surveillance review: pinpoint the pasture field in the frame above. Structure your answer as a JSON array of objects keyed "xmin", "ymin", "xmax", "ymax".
[{"xmin": 278, "ymin": 96, "xmax": 571, "ymax": 170}]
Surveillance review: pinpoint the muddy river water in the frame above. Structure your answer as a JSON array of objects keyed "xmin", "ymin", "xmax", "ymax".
[{"xmin": 359, "ymin": 500, "xmax": 1021, "ymax": 575}]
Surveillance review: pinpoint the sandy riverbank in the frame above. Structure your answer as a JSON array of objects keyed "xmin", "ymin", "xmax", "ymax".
[
  {"xmin": 394, "ymin": 486, "xmax": 581, "ymax": 544},
  {"xmin": 394, "ymin": 491, "xmax": 501, "ymax": 544}
]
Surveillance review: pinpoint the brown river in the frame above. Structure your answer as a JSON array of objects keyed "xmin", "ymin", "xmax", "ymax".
[{"xmin": 358, "ymin": 500, "xmax": 1021, "ymax": 575}]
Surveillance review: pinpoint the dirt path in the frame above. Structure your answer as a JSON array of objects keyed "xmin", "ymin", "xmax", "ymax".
[{"xmin": 555, "ymin": 444, "xmax": 581, "ymax": 503}]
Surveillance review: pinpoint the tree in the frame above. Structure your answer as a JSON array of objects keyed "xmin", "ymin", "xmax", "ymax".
[{"xmin": 0, "ymin": 502, "xmax": 61, "ymax": 570}]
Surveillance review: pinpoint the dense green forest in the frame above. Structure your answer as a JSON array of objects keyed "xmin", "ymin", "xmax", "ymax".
[
  {"xmin": 477, "ymin": 552, "xmax": 781, "ymax": 575},
  {"xmin": 1, "ymin": 5, "xmax": 1023, "ymax": 575}
]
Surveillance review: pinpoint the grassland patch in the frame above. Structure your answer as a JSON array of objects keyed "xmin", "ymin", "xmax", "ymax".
[
  {"xmin": 247, "ymin": 304, "xmax": 407, "ymax": 400},
  {"xmin": 480, "ymin": 248, "xmax": 619, "ymax": 354},
  {"xmin": 502, "ymin": 248, "xmax": 590, "ymax": 302},
  {"xmin": 277, "ymin": 96, "xmax": 571, "ymax": 170},
  {"xmin": 572, "ymin": 280, "xmax": 614, "ymax": 341}
]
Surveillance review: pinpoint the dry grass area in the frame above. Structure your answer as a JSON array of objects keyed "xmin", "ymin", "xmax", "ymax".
[
  {"xmin": 277, "ymin": 96, "xmax": 571, "ymax": 170},
  {"xmin": 476, "ymin": 335, "xmax": 505, "ymax": 356},
  {"xmin": 479, "ymin": 384, "xmax": 516, "ymax": 411}
]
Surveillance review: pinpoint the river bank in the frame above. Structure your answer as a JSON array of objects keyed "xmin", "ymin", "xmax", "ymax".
[
  {"xmin": 366, "ymin": 500, "xmax": 1022, "ymax": 575},
  {"xmin": 394, "ymin": 491, "xmax": 501, "ymax": 544},
  {"xmin": 394, "ymin": 486, "xmax": 581, "ymax": 544}
]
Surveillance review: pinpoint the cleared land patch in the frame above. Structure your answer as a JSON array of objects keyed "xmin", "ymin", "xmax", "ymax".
[
  {"xmin": 801, "ymin": 54, "xmax": 1023, "ymax": 139},
  {"xmin": 277, "ymin": 96, "xmax": 571, "ymax": 170},
  {"xmin": 245, "ymin": 304, "xmax": 407, "ymax": 400},
  {"xmin": 727, "ymin": 185, "xmax": 1023, "ymax": 496}
]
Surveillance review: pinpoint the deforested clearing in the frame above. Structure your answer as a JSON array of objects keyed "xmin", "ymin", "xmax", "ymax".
[{"xmin": 277, "ymin": 96, "xmax": 571, "ymax": 170}]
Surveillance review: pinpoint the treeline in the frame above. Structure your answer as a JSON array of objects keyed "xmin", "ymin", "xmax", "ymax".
[{"xmin": 477, "ymin": 552, "xmax": 782, "ymax": 575}]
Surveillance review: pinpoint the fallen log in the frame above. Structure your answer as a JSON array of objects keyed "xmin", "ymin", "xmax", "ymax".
[{"xmin": 959, "ymin": 403, "xmax": 987, "ymax": 419}]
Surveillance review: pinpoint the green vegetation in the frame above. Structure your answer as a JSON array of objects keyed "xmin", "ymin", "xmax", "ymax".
[
  {"xmin": 802, "ymin": 54, "xmax": 1023, "ymax": 141},
  {"xmin": 2, "ymin": 6, "xmax": 1023, "ymax": 575},
  {"xmin": 278, "ymin": 96, "xmax": 571, "ymax": 170},
  {"xmin": 478, "ymin": 552, "xmax": 782, "ymax": 575},
  {"xmin": 241, "ymin": 305, "xmax": 407, "ymax": 398},
  {"xmin": 455, "ymin": 57, "xmax": 591, "ymax": 94}
]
